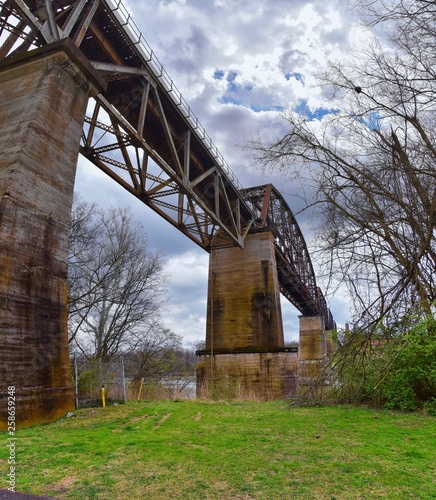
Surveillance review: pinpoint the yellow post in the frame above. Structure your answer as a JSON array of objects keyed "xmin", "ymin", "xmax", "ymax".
[
  {"xmin": 101, "ymin": 385, "xmax": 106, "ymax": 408},
  {"xmin": 137, "ymin": 377, "xmax": 145, "ymax": 401}
]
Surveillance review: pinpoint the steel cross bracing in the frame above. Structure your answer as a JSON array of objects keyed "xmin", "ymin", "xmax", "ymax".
[
  {"xmin": 240, "ymin": 184, "xmax": 336, "ymax": 330},
  {"xmin": 0, "ymin": 0, "xmax": 254, "ymax": 249},
  {"xmin": 0, "ymin": 0, "xmax": 335, "ymax": 329}
]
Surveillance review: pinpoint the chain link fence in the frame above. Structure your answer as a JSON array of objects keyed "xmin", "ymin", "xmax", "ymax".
[{"xmin": 72, "ymin": 357, "xmax": 126, "ymax": 409}]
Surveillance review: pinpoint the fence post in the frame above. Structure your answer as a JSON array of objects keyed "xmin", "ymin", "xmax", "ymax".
[
  {"xmin": 74, "ymin": 357, "xmax": 79, "ymax": 410},
  {"xmin": 120, "ymin": 356, "xmax": 126, "ymax": 402},
  {"xmin": 98, "ymin": 360, "xmax": 103, "ymax": 392}
]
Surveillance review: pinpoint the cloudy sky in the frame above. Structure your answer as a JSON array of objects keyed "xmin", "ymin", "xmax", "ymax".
[{"xmin": 75, "ymin": 0, "xmax": 358, "ymax": 345}]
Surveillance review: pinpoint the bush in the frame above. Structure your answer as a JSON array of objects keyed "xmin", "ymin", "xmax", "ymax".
[
  {"xmin": 331, "ymin": 313, "xmax": 436, "ymax": 411},
  {"xmin": 423, "ymin": 398, "xmax": 436, "ymax": 416},
  {"xmin": 78, "ymin": 369, "xmax": 99, "ymax": 399},
  {"xmin": 381, "ymin": 320, "xmax": 436, "ymax": 411}
]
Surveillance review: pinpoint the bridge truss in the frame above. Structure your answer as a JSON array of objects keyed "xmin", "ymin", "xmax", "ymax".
[
  {"xmin": 241, "ymin": 185, "xmax": 336, "ymax": 330},
  {"xmin": 0, "ymin": 0, "xmax": 254, "ymax": 249},
  {"xmin": 0, "ymin": 0, "xmax": 335, "ymax": 328}
]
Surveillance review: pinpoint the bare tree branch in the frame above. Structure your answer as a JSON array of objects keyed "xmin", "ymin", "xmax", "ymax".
[
  {"xmin": 68, "ymin": 196, "xmax": 168, "ymax": 361},
  {"xmin": 251, "ymin": 0, "xmax": 436, "ymax": 328}
]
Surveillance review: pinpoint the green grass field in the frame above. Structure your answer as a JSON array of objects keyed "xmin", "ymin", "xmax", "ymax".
[{"xmin": 1, "ymin": 401, "xmax": 435, "ymax": 499}]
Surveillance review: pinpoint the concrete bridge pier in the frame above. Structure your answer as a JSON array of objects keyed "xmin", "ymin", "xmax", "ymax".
[
  {"xmin": 298, "ymin": 315, "xmax": 331, "ymax": 395},
  {"xmin": 0, "ymin": 40, "xmax": 105, "ymax": 429},
  {"xmin": 197, "ymin": 231, "xmax": 298, "ymax": 400}
]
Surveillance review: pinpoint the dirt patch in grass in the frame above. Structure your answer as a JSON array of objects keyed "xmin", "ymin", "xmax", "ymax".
[
  {"xmin": 48, "ymin": 476, "xmax": 79, "ymax": 494},
  {"xmin": 155, "ymin": 412, "xmax": 172, "ymax": 427}
]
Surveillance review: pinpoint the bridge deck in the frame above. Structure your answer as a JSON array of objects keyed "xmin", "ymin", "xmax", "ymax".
[{"xmin": 0, "ymin": 0, "xmax": 335, "ymax": 328}]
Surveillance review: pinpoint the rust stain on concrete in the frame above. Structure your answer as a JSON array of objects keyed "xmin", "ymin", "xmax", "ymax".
[{"xmin": 0, "ymin": 43, "xmax": 103, "ymax": 430}]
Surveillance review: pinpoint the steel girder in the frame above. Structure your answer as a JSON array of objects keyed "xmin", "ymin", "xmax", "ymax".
[
  {"xmin": 240, "ymin": 184, "xmax": 336, "ymax": 330},
  {"xmin": 0, "ymin": 0, "xmax": 253, "ymax": 249}
]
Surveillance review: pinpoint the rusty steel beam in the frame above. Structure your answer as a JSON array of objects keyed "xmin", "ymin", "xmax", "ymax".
[
  {"xmin": 240, "ymin": 184, "xmax": 336, "ymax": 330},
  {"xmin": 62, "ymin": 0, "xmax": 87, "ymax": 38}
]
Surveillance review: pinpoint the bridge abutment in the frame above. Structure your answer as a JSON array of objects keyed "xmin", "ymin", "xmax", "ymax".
[
  {"xmin": 0, "ymin": 41, "xmax": 104, "ymax": 429},
  {"xmin": 206, "ymin": 231, "xmax": 284, "ymax": 350},
  {"xmin": 197, "ymin": 231, "xmax": 297, "ymax": 399},
  {"xmin": 298, "ymin": 315, "xmax": 332, "ymax": 395},
  {"xmin": 298, "ymin": 315, "xmax": 326, "ymax": 360}
]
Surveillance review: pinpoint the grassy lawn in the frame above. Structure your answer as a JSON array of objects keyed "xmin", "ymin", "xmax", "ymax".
[{"xmin": 1, "ymin": 401, "xmax": 435, "ymax": 499}]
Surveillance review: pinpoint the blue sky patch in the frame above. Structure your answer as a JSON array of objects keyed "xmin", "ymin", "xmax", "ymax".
[
  {"xmin": 295, "ymin": 99, "xmax": 338, "ymax": 121},
  {"xmin": 213, "ymin": 69, "xmax": 225, "ymax": 80},
  {"xmin": 226, "ymin": 71, "xmax": 239, "ymax": 92},
  {"xmin": 218, "ymin": 95, "xmax": 284, "ymax": 112},
  {"xmin": 285, "ymin": 72, "xmax": 305, "ymax": 85},
  {"xmin": 355, "ymin": 111, "xmax": 383, "ymax": 131},
  {"xmin": 218, "ymin": 95, "xmax": 243, "ymax": 106},
  {"xmin": 215, "ymin": 69, "xmax": 285, "ymax": 113},
  {"xmin": 250, "ymin": 103, "xmax": 285, "ymax": 113}
]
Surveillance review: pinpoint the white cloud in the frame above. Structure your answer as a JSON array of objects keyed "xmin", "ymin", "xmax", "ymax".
[
  {"xmin": 162, "ymin": 252, "xmax": 209, "ymax": 344},
  {"xmin": 165, "ymin": 252, "xmax": 209, "ymax": 292}
]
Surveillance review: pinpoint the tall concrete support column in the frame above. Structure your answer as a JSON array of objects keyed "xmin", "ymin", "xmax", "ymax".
[
  {"xmin": 197, "ymin": 231, "xmax": 297, "ymax": 400},
  {"xmin": 298, "ymin": 315, "xmax": 326, "ymax": 391},
  {"xmin": 207, "ymin": 231, "xmax": 284, "ymax": 350},
  {"xmin": 0, "ymin": 40, "xmax": 105, "ymax": 429}
]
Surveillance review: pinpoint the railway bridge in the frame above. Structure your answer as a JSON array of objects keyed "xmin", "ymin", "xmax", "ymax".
[{"xmin": 0, "ymin": 0, "xmax": 335, "ymax": 427}]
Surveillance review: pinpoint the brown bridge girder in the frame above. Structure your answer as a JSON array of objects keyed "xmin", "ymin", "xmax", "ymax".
[
  {"xmin": 0, "ymin": 0, "xmax": 335, "ymax": 330},
  {"xmin": 240, "ymin": 184, "xmax": 336, "ymax": 330}
]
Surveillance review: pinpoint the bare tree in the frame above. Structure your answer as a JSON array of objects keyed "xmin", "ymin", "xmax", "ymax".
[
  {"xmin": 68, "ymin": 194, "xmax": 99, "ymax": 338},
  {"xmin": 68, "ymin": 196, "xmax": 168, "ymax": 361},
  {"xmin": 252, "ymin": 0, "xmax": 436, "ymax": 330},
  {"xmin": 124, "ymin": 325, "xmax": 183, "ymax": 382}
]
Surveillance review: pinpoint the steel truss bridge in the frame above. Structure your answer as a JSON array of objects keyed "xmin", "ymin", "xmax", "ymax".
[{"xmin": 0, "ymin": 0, "xmax": 335, "ymax": 330}]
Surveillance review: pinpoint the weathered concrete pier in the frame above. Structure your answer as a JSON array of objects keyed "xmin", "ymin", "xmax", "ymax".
[
  {"xmin": 0, "ymin": 40, "xmax": 104, "ymax": 429},
  {"xmin": 197, "ymin": 231, "xmax": 298, "ymax": 399}
]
